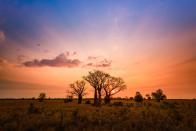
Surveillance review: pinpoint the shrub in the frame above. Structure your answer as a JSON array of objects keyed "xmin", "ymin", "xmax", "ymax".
[
  {"xmin": 85, "ymin": 100, "xmax": 91, "ymax": 104},
  {"xmin": 27, "ymin": 103, "xmax": 39, "ymax": 114},
  {"xmin": 72, "ymin": 109, "xmax": 79, "ymax": 124},
  {"xmin": 134, "ymin": 92, "xmax": 143, "ymax": 102},
  {"xmin": 64, "ymin": 96, "xmax": 73, "ymax": 103},
  {"xmin": 31, "ymin": 97, "xmax": 35, "ymax": 100},
  {"xmin": 129, "ymin": 97, "xmax": 134, "ymax": 100},
  {"xmin": 145, "ymin": 94, "xmax": 151, "ymax": 100},
  {"xmin": 151, "ymin": 89, "xmax": 166, "ymax": 102},
  {"xmin": 112, "ymin": 102, "xmax": 124, "ymax": 106},
  {"xmin": 125, "ymin": 103, "xmax": 132, "ymax": 107},
  {"xmin": 38, "ymin": 93, "xmax": 46, "ymax": 102}
]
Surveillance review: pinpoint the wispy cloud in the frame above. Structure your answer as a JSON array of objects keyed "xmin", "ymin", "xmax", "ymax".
[
  {"xmin": 88, "ymin": 56, "xmax": 99, "ymax": 60},
  {"xmin": 0, "ymin": 31, "xmax": 5, "ymax": 43},
  {"xmin": 17, "ymin": 55, "xmax": 26, "ymax": 63},
  {"xmin": 0, "ymin": 57, "xmax": 7, "ymax": 66},
  {"xmin": 176, "ymin": 56, "xmax": 196, "ymax": 66},
  {"xmin": 84, "ymin": 58, "xmax": 112, "ymax": 68}
]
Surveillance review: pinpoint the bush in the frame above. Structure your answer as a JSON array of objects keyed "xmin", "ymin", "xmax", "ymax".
[
  {"xmin": 38, "ymin": 93, "xmax": 46, "ymax": 102},
  {"xmin": 112, "ymin": 102, "xmax": 124, "ymax": 106},
  {"xmin": 162, "ymin": 101, "xmax": 177, "ymax": 109},
  {"xmin": 85, "ymin": 100, "xmax": 91, "ymax": 104},
  {"xmin": 134, "ymin": 92, "xmax": 143, "ymax": 102},
  {"xmin": 125, "ymin": 103, "xmax": 133, "ymax": 107},
  {"xmin": 64, "ymin": 96, "xmax": 73, "ymax": 103},
  {"xmin": 27, "ymin": 103, "xmax": 39, "ymax": 114},
  {"xmin": 129, "ymin": 97, "xmax": 134, "ymax": 100},
  {"xmin": 151, "ymin": 89, "xmax": 166, "ymax": 102}
]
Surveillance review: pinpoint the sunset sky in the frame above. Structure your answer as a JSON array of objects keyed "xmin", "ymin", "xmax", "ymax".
[{"xmin": 0, "ymin": 0, "xmax": 195, "ymax": 98}]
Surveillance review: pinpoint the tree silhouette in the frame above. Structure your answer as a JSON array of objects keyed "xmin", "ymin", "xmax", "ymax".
[
  {"xmin": 103, "ymin": 76, "xmax": 126, "ymax": 104},
  {"xmin": 38, "ymin": 92, "xmax": 46, "ymax": 102},
  {"xmin": 134, "ymin": 91, "xmax": 143, "ymax": 102},
  {"xmin": 151, "ymin": 89, "xmax": 166, "ymax": 102},
  {"xmin": 146, "ymin": 94, "xmax": 151, "ymax": 100},
  {"xmin": 68, "ymin": 80, "xmax": 86, "ymax": 104},
  {"xmin": 83, "ymin": 70, "xmax": 109, "ymax": 105}
]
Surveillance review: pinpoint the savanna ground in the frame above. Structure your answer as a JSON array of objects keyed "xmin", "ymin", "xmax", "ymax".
[{"xmin": 0, "ymin": 99, "xmax": 195, "ymax": 131}]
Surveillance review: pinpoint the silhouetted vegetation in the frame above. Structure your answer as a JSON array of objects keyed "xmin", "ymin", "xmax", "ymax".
[
  {"xmin": 64, "ymin": 95, "xmax": 73, "ymax": 103},
  {"xmin": 28, "ymin": 103, "xmax": 39, "ymax": 113},
  {"xmin": 103, "ymin": 76, "xmax": 126, "ymax": 104},
  {"xmin": 112, "ymin": 101, "xmax": 124, "ymax": 106},
  {"xmin": 134, "ymin": 91, "xmax": 144, "ymax": 102},
  {"xmin": 83, "ymin": 70, "xmax": 110, "ymax": 106},
  {"xmin": 0, "ymin": 99, "xmax": 195, "ymax": 131},
  {"xmin": 68, "ymin": 80, "xmax": 86, "ymax": 104},
  {"xmin": 0, "ymin": 70, "xmax": 194, "ymax": 130},
  {"xmin": 151, "ymin": 89, "xmax": 167, "ymax": 102},
  {"xmin": 83, "ymin": 70, "xmax": 126, "ymax": 105},
  {"xmin": 146, "ymin": 94, "xmax": 151, "ymax": 100},
  {"xmin": 38, "ymin": 92, "xmax": 46, "ymax": 102},
  {"xmin": 85, "ymin": 100, "xmax": 91, "ymax": 104}
]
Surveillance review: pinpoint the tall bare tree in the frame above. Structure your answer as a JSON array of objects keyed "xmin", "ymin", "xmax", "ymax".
[
  {"xmin": 83, "ymin": 70, "xmax": 109, "ymax": 105},
  {"xmin": 103, "ymin": 76, "xmax": 126, "ymax": 104},
  {"xmin": 68, "ymin": 80, "xmax": 86, "ymax": 104}
]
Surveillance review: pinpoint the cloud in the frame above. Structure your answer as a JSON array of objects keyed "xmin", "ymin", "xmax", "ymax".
[
  {"xmin": 85, "ymin": 58, "xmax": 112, "ymax": 68},
  {"xmin": 88, "ymin": 56, "xmax": 98, "ymax": 60},
  {"xmin": 23, "ymin": 53, "xmax": 112, "ymax": 68},
  {"xmin": 0, "ymin": 57, "xmax": 10, "ymax": 69},
  {"xmin": 43, "ymin": 49, "xmax": 50, "ymax": 53},
  {"xmin": 0, "ymin": 57, "xmax": 7, "ymax": 66},
  {"xmin": 176, "ymin": 56, "xmax": 196, "ymax": 66},
  {"xmin": 64, "ymin": 51, "xmax": 77, "ymax": 57},
  {"xmin": 0, "ymin": 31, "xmax": 5, "ymax": 42},
  {"xmin": 23, "ymin": 53, "xmax": 81, "ymax": 68},
  {"xmin": 17, "ymin": 55, "xmax": 26, "ymax": 63}
]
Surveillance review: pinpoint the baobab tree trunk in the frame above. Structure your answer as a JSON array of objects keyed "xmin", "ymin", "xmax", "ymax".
[
  {"xmin": 78, "ymin": 95, "xmax": 82, "ymax": 104},
  {"xmin": 94, "ymin": 89, "xmax": 98, "ymax": 105},
  {"xmin": 98, "ymin": 89, "xmax": 102, "ymax": 105},
  {"xmin": 104, "ymin": 95, "xmax": 111, "ymax": 104}
]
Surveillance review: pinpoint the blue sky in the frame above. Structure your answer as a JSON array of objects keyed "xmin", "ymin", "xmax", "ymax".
[{"xmin": 1, "ymin": 0, "xmax": 196, "ymax": 47}]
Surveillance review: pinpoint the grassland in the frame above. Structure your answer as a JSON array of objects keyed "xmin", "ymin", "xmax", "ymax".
[{"xmin": 0, "ymin": 99, "xmax": 195, "ymax": 131}]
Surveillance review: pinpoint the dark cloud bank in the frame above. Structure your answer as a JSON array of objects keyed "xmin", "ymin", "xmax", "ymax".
[
  {"xmin": 23, "ymin": 53, "xmax": 81, "ymax": 68},
  {"xmin": 23, "ymin": 53, "xmax": 111, "ymax": 68}
]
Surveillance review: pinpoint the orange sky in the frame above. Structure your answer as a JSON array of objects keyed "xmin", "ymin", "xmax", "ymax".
[{"xmin": 0, "ymin": 0, "xmax": 195, "ymax": 98}]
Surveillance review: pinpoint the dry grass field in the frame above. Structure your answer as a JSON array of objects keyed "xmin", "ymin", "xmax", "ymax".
[{"xmin": 0, "ymin": 99, "xmax": 195, "ymax": 131}]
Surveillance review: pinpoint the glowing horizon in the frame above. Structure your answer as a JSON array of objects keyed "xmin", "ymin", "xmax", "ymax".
[{"xmin": 0, "ymin": 0, "xmax": 195, "ymax": 99}]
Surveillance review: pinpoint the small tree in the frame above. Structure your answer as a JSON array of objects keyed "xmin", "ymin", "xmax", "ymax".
[
  {"xmin": 151, "ymin": 89, "xmax": 166, "ymax": 102},
  {"xmin": 38, "ymin": 92, "xmax": 46, "ymax": 102},
  {"xmin": 103, "ymin": 76, "xmax": 126, "ymax": 104},
  {"xmin": 146, "ymin": 94, "xmax": 151, "ymax": 100},
  {"xmin": 129, "ymin": 97, "xmax": 134, "ymax": 100},
  {"xmin": 64, "ymin": 95, "xmax": 73, "ymax": 103},
  {"xmin": 134, "ymin": 92, "xmax": 143, "ymax": 102},
  {"xmin": 68, "ymin": 80, "xmax": 87, "ymax": 104}
]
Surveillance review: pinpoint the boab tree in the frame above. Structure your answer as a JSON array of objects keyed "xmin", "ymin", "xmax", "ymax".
[
  {"xmin": 38, "ymin": 92, "xmax": 46, "ymax": 102},
  {"xmin": 134, "ymin": 91, "xmax": 143, "ymax": 102},
  {"xmin": 68, "ymin": 80, "xmax": 87, "ymax": 104},
  {"xmin": 83, "ymin": 70, "xmax": 109, "ymax": 105},
  {"xmin": 103, "ymin": 76, "xmax": 126, "ymax": 104},
  {"xmin": 151, "ymin": 89, "xmax": 166, "ymax": 102}
]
